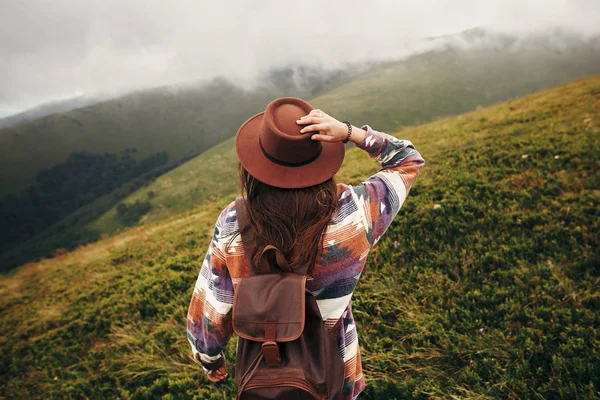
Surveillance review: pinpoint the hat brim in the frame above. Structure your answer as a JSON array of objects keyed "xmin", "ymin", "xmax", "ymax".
[{"xmin": 235, "ymin": 112, "xmax": 346, "ymax": 189}]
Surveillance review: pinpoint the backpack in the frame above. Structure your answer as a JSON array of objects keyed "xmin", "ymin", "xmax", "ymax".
[{"xmin": 232, "ymin": 196, "xmax": 346, "ymax": 400}]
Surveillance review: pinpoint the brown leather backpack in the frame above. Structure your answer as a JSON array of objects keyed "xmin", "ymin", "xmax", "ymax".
[{"xmin": 232, "ymin": 196, "xmax": 346, "ymax": 400}]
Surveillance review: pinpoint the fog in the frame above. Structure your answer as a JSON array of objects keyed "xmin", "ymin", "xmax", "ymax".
[{"xmin": 1, "ymin": 0, "xmax": 599, "ymax": 116}]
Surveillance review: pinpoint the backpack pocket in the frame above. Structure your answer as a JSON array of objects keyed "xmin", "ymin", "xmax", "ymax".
[
  {"xmin": 239, "ymin": 366, "xmax": 324, "ymax": 400},
  {"xmin": 232, "ymin": 273, "xmax": 307, "ymax": 343}
]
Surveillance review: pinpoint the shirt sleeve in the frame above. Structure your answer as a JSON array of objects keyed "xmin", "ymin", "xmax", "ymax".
[
  {"xmin": 351, "ymin": 124, "xmax": 426, "ymax": 249},
  {"xmin": 186, "ymin": 206, "xmax": 235, "ymax": 372}
]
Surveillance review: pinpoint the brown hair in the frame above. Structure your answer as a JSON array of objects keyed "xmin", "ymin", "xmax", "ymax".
[{"xmin": 226, "ymin": 162, "xmax": 339, "ymax": 272}]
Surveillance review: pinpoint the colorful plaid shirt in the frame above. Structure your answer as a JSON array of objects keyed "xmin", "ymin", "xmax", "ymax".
[{"xmin": 187, "ymin": 124, "xmax": 426, "ymax": 399}]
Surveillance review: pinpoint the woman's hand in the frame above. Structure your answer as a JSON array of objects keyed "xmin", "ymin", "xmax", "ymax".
[
  {"xmin": 296, "ymin": 109, "xmax": 365, "ymax": 144},
  {"xmin": 204, "ymin": 366, "xmax": 228, "ymax": 383}
]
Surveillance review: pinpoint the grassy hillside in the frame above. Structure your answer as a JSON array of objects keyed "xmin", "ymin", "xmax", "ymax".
[{"xmin": 1, "ymin": 76, "xmax": 598, "ymax": 399}]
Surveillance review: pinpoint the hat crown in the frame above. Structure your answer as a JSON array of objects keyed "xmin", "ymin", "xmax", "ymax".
[
  {"xmin": 269, "ymin": 102, "xmax": 307, "ymax": 139},
  {"xmin": 260, "ymin": 98, "xmax": 322, "ymax": 165}
]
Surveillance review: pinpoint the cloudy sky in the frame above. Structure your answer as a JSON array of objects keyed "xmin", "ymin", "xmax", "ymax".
[{"xmin": 1, "ymin": 0, "xmax": 599, "ymax": 117}]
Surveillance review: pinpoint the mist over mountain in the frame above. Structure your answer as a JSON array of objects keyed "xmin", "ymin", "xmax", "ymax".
[
  {"xmin": 0, "ymin": 62, "xmax": 369, "ymax": 266},
  {"xmin": 0, "ymin": 95, "xmax": 111, "ymax": 129},
  {"xmin": 1, "ymin": 27, "xmax": 599, "ymax": 271},
  {"xmin": 3, "ymin": 0, "xmax": 600, "ymax": 114},
  {"xmin": 0, "ymin": 62, "xmax": 367, "ymax": 197}
]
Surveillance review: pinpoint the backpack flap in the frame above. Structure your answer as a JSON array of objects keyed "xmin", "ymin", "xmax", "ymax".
[{"xmin": 233, "ymin": 273, "xmax": 307, "ymax": 343}]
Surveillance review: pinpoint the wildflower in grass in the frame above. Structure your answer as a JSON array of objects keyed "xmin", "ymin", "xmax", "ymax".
[
  {"xmin": 433, "ymin": 204, "xmax": 442, "ymax": 209},
  {"xmin": 521, "ymin": 154, "xmax": 528, "ymax": 159},
  {"xmin": 479, "ymin": 328, "xmax": 485, "ymax": 333},
  {"xmin": 394, "ymin": 240, "xmax": 399, "ymax": 248},
  {"xmin": 554, "ymin": 155, "xmax": 560, "ymax": 159}
]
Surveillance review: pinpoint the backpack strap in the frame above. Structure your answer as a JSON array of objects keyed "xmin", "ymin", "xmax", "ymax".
[
  {"xmin": 260, "ymin": 245, "xmax": 289, "ymax": 271},
  {"xmin": 235, "ymin": 196, "xmax": 257, "ymax": 271}
]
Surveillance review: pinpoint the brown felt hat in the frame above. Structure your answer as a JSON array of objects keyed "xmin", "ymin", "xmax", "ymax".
[{"xmin": 235, "ymin": 97, "xmax": 345, "ymax": 189}]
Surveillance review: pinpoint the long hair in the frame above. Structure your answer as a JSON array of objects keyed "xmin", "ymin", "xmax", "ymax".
[{"xmin": 226, "ymin": 162, "xmax": 339, "ymax": 273}]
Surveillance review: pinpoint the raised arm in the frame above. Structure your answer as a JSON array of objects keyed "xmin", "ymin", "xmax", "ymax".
[
  {"xmin": 351, "ymin": 124, "xmax": 425, "ymax": 248},
  {"xmin": 297, "ymin": 110, "xmax": 425, "ymax": 249}
]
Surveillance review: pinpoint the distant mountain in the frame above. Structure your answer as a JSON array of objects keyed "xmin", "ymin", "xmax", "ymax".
[
  {"xmin": 0, "ymin": 64, "xmax": 368, "ymax": 264},
  {"xmin": 2, "ymin": 27, "xmax": 600, "ymax": 271},
  {"xmin": 88, "ymin": 28, "xmax": 600, "ymax": 235},
  {"xmin": 0, "ymin": 95, "xmax": 108, "ymax": 129},
  {"xmin": 0, "ymin": 64, "xmax": 366, "ymax": 199},
  {"xmin": 310, "ymin": 28, "xmax": 600, "ymax": 133}
]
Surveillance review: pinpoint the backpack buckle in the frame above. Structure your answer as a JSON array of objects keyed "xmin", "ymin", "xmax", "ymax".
[{"xmin": 262, "ymin": 341, "xmax": 280, "ymax": 367}]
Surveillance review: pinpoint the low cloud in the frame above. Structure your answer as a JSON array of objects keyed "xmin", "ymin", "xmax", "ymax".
[{"xmin": 1, "ymin": 0, "xmax": 599, "ymax": 114}]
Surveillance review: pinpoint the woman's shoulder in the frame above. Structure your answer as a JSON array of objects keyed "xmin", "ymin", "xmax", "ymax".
[
  {"xmin": 223, "ymin": 198, "xmax": 237, "ymax": 214},
  {"xmin": 214, "ymin": 199, "xmax": 239, "ymax": 236},
  {"xmin": 217, "ymin": 188, "xmax": 361, "ymax": 226}
]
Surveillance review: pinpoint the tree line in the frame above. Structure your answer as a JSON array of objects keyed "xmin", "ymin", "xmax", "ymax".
[{"xmin": 0, "ymin": 148, "xmax": 168, "ymax": 256}]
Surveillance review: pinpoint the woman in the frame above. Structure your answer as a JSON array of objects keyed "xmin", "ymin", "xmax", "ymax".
[{"xmin": 186, "ymin": 97, "xmax": 426, "ymax": 399}]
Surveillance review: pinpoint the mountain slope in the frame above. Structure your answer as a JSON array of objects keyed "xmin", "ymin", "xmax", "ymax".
[
  {"xmin": 90, "ymin": 135, "xmax": 238, "ymax": 233},
  {"xmin": 1, "ymin": 76, "xmax": 598, "ymax": 399},
  {"xmin": 0, "ymin": 95, "xmax": 108, "ymax": 129},
  {"xmin": 2, "ymin": 29, "xmax": 598, "ymax": 201},
  {"xmin": 310, "ymin": 30, "xmax": 600, "ymax": 132},
  {"xmin": 88, "ymin": 32, "xmax": 600, "ymax": 237},
  {"xmin": 0, "ymin": 65, "xmax": 361, "ymax": 198},
  {"xmin": 3, "ymin": 29, "xmax": 600, "ymax": 271},
  {"xmin": 0, "ymin": 66, "xmax": 364, "ymax": 267}
]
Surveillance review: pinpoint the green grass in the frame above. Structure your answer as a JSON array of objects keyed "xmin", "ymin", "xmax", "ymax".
[{"xmin": 1, "ymin": 76, "xmax": 599, "ymax": 399}]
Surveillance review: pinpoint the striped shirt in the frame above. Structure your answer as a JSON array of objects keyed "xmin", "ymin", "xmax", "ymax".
[{"xmin": 187, "ymin": 124, "xmax": 426, "ymax": 399}]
